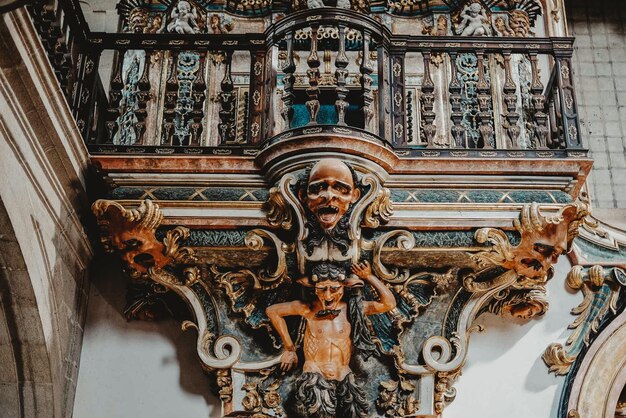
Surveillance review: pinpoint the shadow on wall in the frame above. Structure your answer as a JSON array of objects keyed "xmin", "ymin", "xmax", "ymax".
[{"xmin": 74, "ymin": 252, "xmax": 220, "ymax": 418}]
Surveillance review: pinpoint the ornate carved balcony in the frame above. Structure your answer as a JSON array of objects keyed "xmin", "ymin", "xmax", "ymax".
[{"xmin": 30, "ymin": 4, "xmax": 586, "ymax": 158}]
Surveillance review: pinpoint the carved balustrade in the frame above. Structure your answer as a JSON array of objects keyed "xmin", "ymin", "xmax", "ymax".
[{"xmin": 28, "ymin": 5, "xmax": 585, "ymax": 157}]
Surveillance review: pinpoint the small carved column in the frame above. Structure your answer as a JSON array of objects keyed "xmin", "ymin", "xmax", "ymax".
[
  {"xmin": 190, "ymin": 54, "xmax": 207, "ymax": 146},
  {"xmin": 281, "ymin": 30, "xmax": 296, "ymax": 129},
  {"xmin": 335, "ymin": 23, "xmax": 349, "ymax": 126},
  {"xmin": 161, "ymin": 52, "xmax": 178, "ymax": 146},
  {"xmin": 528, "ymin": 52, "xmax": 549, "ymax": 149},
  {"xmin": 134, "ymin": 50, "xmax": 152, "ymax": 145},
  {"xmin": 218, "ymin": 50, "xmax": 237, "ymax": 143},
  {"xmin": 72, "ymin": 49, "xmax": 101, "ymax": 143},
  {"xmin": 555, "ymin": 54, "xmax": 582, "ymax": 149},
  {"xmin": 420, "ymin": 51, "xmax": 436, "ymax": 147},
  {"xmin": 390, "ymin": 51, "xmax": 406, "ymax": 146},
  {"xmin": 105, "ymin": 49, "xmax": 126, "ymax": 144},
  {"xmin": 360, "ymin": 29, "xmax": 374, "ymax": 131},
  {"xmin": 448, "ymin": 52, "xmax": 466, "ymax": 148},
  {"xmin": 476, "ymin": 50, "xmax": 494, "ymax": 149},
  {"xmin": 248, "ymin": 50, "xmax": 266, "ymax": 143},
  {"xmin": 501, "ymin": 51, "xmax": 520, "ymax": 149},
  {"xmin": 306, "ymin": 25, "xmax": 321, "ymax": 125}
]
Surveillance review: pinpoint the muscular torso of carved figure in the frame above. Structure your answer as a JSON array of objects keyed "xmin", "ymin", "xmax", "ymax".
[{"xmin": 302, "ymin": 302, "xmax": 352, "ymax": 381}]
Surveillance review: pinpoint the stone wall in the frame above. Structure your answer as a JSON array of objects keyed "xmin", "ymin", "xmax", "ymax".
[
  {"xmin": 0, "ymin": 9, "xmax": 92, "ymax": 418},
  {"xmin": 568, "ymin": 0, "xmax": 626, "ymax": 210}
]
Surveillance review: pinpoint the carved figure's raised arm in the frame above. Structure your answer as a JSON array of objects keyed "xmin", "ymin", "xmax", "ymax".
[
  {"xmin": 266, "ymin": 300, "xmax": 309, "ymax": 371},
  {"xmin": 352, "ymin": 261, "xmax": 397, "ymax": 315}
]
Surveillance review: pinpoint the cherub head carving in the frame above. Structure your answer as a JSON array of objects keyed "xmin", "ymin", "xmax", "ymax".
[{"xmin": 299, "ymin": 158, "xmax": 361, "ymax": 231}]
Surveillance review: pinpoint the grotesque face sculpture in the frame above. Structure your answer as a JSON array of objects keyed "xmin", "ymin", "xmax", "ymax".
[
  {"xmin": 302, "ymin": 159, "xmax": 361, "ymax": 231},
  {"xmin": 511, "ymin": 204, "xmax": 582, "ymax": 280},
  {"xmin": 93, "ymin": 200, "xmax": 171, "ymax": 274},
  {"xmin": 315, "ymin": 280, "xmax": 345, "ymax": 311},
  {"xmin": 514, "ymin": 236, "xmax": 565, "ymax": 280},
  {"xmin": 509, "ymin": 10, "xmax": 530, "ymax": 37}
]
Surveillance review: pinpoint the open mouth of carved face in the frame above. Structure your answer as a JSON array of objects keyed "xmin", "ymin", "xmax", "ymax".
[
  {"xmin": 317, "ymin": 205, "xmax": 340, "ymax": 228},
  {"xmin": 323, "ymin": 298, "xmax": 336, "ymax": 309}
]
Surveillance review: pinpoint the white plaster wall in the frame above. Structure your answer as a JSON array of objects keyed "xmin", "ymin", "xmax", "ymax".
[
  {"xmin": 74, "ymin": 255, "xmax": 220, "ymax": 418},
  {"xmin": 447, "ymin": 257, "xmax": 578, "ymax": 418}
]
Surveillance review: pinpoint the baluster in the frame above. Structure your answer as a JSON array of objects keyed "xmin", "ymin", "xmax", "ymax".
[
  {"xmin": 360, "ymin": 29, "xmax": 374, "ymax": 130},
  {"xmin": 219, "ymin": 51, "xmax": 237, "ymax": 143},
  {"xmin": 72, "ymin": 50, "xmax": 100, "ymax": 143},
  {"xmin": 390, "ymin": 52, "xmax": 406, "ymax": 146},
  {"xmin": 161, "ymin": 52, "xmax": 177, "ymax": 145},
  {"xmin": 548, "ymin": 92, "xmax": 559, "ymax": 147},
  {"xmin": 248, "ymin": 51, "xmax": 266, "ymax": 142},
  {"xmin": 555, "ymin": 56, "xmax": 581, "ymax": 149},
  {"xmin": 528, "ymin": 52, "xmax": 549, "ymax": 149},
  {"xmin": 281, "ymin": 30, "xmax": 296, "ymax": 128},
  {"xmin": 190, "ymin": 54, "xmax": 207, "ymax": 146},
  {"xmin": 335, "ymin": 23, "xmax": 349, "ymax": 126},
  {"xmin": 551, "ymin": 82, "xmax": 565, "ymax": 148},
  {"xmin": 163, "ymin": 122, "xmax": 174, "ymax": 146},
  {"xmin": 306, "ymin": 25, "xmax": 321, "ymax": 125},
  {"xmin": 502, "ymin": 51, "xmax": 520, "ymax": 148},
  {"xmin": 448, "ymin": 52, "xmax": 466, "ymax": 148},
  {"xmin": 476, "ymin": 51, "xmax": 493, "ymax": 149},
  {"xmin": 134, "ymin": 122, "xmax": 146, "ymax": 146},
  {"xmin": 105, "ymin": 50, "xmax": 125, "ymax": 144},
  {"xmin": 420, "ymin": 51, "xmax": 436, "ymax": 147}
]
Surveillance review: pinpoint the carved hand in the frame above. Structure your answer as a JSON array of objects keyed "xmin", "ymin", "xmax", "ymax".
[
  {"xmin": 352, "ymin": 260, "xmax": 372, "ymax": 280},
  {"xmin": 280, "ymin": 350, "xmax": 298, "ymax": 372}
]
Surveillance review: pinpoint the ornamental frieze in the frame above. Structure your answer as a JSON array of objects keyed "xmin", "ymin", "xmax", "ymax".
[{"xmin": 93, "ymin": 157, "xmax": 589, "ymax": 417}]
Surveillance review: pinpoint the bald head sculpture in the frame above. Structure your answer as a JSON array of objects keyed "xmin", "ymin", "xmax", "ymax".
[{"xmin": 300, "ymin": 159, "xmax": 361, "ymax": 231}]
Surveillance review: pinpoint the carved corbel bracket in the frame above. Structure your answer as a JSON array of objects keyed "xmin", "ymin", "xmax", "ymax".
[{"xmin": 543, "ymin": 265, "xmax": 626, "ymax": 375}]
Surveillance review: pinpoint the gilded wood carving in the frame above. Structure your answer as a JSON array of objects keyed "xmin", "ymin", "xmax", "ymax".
[{"xmin": 93, "ymin": 157, "xmax": 590, "ymax": 417}]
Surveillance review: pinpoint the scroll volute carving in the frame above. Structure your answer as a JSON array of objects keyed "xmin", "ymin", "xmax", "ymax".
[{"xmin": 92, "ymin": 199, "xmax": 193, "ymax": 274}]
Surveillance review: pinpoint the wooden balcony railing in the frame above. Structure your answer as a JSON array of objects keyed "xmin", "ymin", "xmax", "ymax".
[{"xmin": 29, "ymin": 3, "xmax": 585, "ymax": 158}]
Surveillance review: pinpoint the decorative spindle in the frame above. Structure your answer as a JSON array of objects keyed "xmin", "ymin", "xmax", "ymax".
[
  {"xmin": 335, "ymin": 23, "xmax": 349, "ymax": 126},
  {"xmin": 281, "ymin": 30, "xmax": 296, "ymax": 128},
  {"xmin": 160, "ymin": 52, "xmax": 177, "ymax": 145},
  {"xmin": 218, "ymin": 51, "xmax": 237, "ymax": 143},
  {"xmin": 134, "ymin": 121, "xmax": 146, "ymax": 145},
  {"xmin": 548, "ymin": 90, "xmax": 560, "ymax": 147},
  {"xmin": 448, "ymin": 52, "xmax": 466, "ymax": 148},
  {"xmin": 360, "ymin": 29, "xmax": 374, "ymax": 130},
  {"xmin": 529, "ymin": 52, "xmax": 549, "ymax": 149},
  {"xmin": 420, "ymin": 51, "xmax": 436, "ymax": 147},
  {"xmin": 556, "ymin": 57, "xmax": 581, "ymax": 149},
  {"xmin": 476, "ymin": 51, "xmax": 494, "ymax": 148},
  {"xmin": 502, "ymin": 51, "xmax": 520, "ymax": 148},
  {"xmin": 248, "ymin": 51, "xmax": 266, "ymax": 143},
  {"xmin": 390, "ymin": 52, "xmax": 406, "ymax": 146},
  {"xmin": 306, "ymin": 25, "xmax": 321, "ymax": 125}
]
